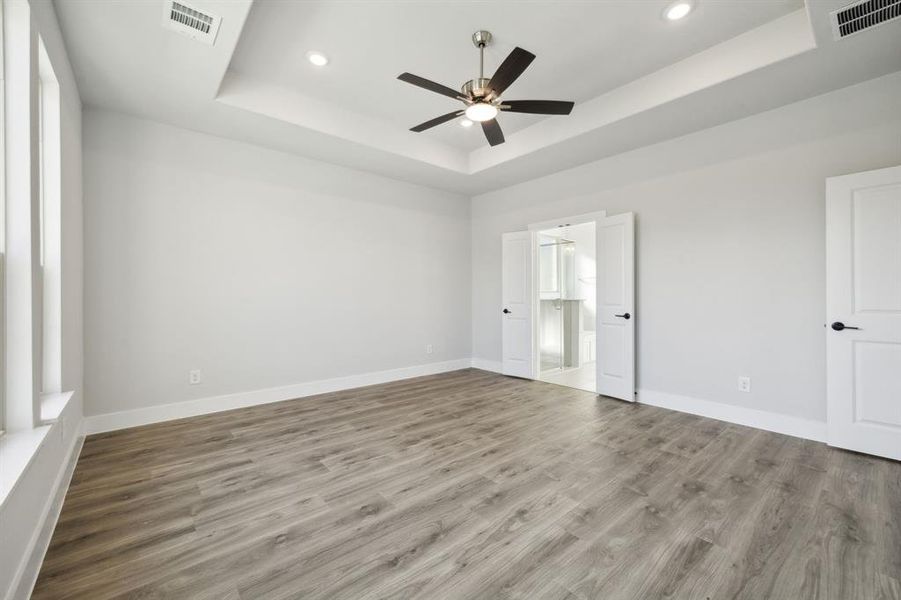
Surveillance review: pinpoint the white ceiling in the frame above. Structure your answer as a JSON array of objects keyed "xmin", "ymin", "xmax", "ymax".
[
  {"xmin": 54, "ymin": 0, "xmax": 901, "ymax": 194},
  {"xmin": 229, "ymin": 0, "xmax": 802, "ymax": 152}
]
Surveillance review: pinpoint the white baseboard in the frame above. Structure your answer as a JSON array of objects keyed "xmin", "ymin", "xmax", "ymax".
[
  {"xmin": 85, "ymin": 358, "xmax": 473, "ymax": 435},
  {"xmin": 637, "ymin": 389, "xmax": 827, "ymax": 443},
  {"xmin": 470, "ymin": 357, "xmax": 503, "ymax": 374},
  {"xmin": 81, "ymin": 362, "xmax": 827, "ymax": 446},
  {"xmin": 9, "ymin": 425, "xmax": 84, "ymax": 600}
]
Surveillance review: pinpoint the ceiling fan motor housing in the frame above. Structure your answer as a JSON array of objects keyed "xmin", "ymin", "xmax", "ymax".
[{"xmin": 462, "ymin": 78, "xmax": 492, "ymax": 100}]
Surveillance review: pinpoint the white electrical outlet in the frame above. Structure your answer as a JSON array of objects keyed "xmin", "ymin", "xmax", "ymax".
[
  {"xmin": 189, "ymin": 369, "xmax": 202, "ymax": 385},
  {"xmin": 426, "ymin": 344, "xmax": 433, "ymax": 355},
  {"xmin": 738, "ymin": 376, "xmax": 751, "ymax": 393}
]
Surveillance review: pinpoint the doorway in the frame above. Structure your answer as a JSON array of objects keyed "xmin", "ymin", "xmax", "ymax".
[
  {"xmin": 501, "ymin": 210, "xmax": 635, "ymax": 401},
  {"xmin": 536, "ymin": 222, "xmax": 597, "ymax": 393}
]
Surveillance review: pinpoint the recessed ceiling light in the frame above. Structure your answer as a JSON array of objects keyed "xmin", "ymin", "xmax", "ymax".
[
  {"xmin": 664, "ymin": 1, "xmax": 693, "ymax": 20},
  {"xmin": 460, "ymin": 119, "xmax": 474, "ymax": 128},
  {"xmin": 306, "ymin": 51, "xmax": 329, "ymax": 67}
]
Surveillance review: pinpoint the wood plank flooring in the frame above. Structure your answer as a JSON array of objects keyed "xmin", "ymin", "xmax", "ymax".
[{"xmin": 33, "ymin": 369, "xmax": 901, "ymax": 599}]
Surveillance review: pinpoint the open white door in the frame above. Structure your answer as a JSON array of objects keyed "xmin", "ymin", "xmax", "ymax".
[
  {"xmin": 826, "ymin": 166, "xmax": 901, "ymax": 461},
  {"xmin": 502, "ymin": 231, "xmax": 533, "ymax": 378},
  {"xmin": 596, "ymin": 213, "xmax": 635, "ymax": 401}
]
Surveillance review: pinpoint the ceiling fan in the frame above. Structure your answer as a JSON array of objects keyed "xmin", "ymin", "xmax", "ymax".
[{"xmin": 397, "ymin": 31, "xmax": 575, "ymax": 147}]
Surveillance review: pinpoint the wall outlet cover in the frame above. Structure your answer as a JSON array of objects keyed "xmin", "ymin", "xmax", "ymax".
[
  {"xmin": 738, "ymin": 376, "xmax": 751, "ymax": 393},
  {"xmin": 189, "ymin": 369, "xmax": 202, "ymax": 385}
]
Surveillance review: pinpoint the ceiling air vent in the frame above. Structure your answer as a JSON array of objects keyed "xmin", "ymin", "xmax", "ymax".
[
  {"xmin": 161, "ymin": 0, "xmax": 221, "ymax": 45},
  {"xmin": 831, "ymin": 0, "xmax": 901, "ymax": 39}
]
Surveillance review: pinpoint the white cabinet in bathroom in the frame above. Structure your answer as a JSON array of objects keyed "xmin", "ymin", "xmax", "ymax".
[{"xmin": 580, "ymin": 331, "xmax": 596, "ymax": 363}]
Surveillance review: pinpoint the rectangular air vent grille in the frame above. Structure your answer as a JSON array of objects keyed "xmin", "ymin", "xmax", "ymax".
[
  {"xmin": 171, "ymin": 2, "xmax": 213, "ymax": 34},
  {"xmin": 831, "ymin": 0, "xmax": 901, "ymax": 39},
  {"xmin": 161, "ymin": 0, "xmax": 221, "ymax": 45}
]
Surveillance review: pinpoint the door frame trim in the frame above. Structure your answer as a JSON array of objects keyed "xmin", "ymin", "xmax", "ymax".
[
  {"xmin": 527, "ymin": 211, "xmax": 607, "ymax": 386},
  {"xmin": 527, "ymin": 211, "xmax": 609, "ymax": 233}
]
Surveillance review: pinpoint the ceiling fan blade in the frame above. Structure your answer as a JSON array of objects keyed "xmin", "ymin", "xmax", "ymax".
[
  {"xmin": 410, "ymin": 110, "xmax": 465, "ymax": 132},
  {"xmin": 487, "ymin": 47, "xmax": 535, "ymax": 97},
  {"xmin": 502, "ymin": 100, "xmax": 574, "ymax": 115},
  {"xmin": 481, "ymin": 118, "xmax": 505, "ymax": 146},
  {"xmin": 398, "ymin": 73, "xmax": 464, "ymax": 101}
]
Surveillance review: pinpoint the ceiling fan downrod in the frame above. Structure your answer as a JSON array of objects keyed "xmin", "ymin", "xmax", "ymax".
[
  {"xmin": 473, "ymin": 30, "xmax": 491, "ymax": 79},
  {"xmin": 466, "ymin": 30, "xmax": 493, "ymax": 100}
]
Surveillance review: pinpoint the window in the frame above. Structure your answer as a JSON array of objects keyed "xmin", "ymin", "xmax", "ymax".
[
  {"xmin": 0, "ymin": 1, "xmax": 63, "ymax": 436},
  {"xmin": 0, "ymin": 0, "xmax": 73, "ymax": 508},
  {"xmin": 39, "ymin": 37, "xmax": 61, "ymax": 397}
]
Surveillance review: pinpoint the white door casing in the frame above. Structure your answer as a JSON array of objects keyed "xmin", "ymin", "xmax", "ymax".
[
  {"xmin": 502, "ymin": 231, "xmax": 533, "ymax": 378},
  {"xmin": 826, "ymin": 165, "xmax": 901, "ymax": 461},
  {"xmin": 596, "ymin": 213, "xmax": 636, "ymax": 401}
]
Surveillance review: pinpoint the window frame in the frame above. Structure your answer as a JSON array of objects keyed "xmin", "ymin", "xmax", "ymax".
[{"xmin": 0, "ymin": 0, "xmax": 7, "ymax": 435}]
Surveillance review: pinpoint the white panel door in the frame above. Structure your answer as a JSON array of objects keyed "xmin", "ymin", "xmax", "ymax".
[
  {"xmin": 596, "ymin": 213, "xmax": 635, "ymax": 401},
  {"xmin": 826, "ymin": 165, "xmax": 901, "ymax": 461},
  {"xmin": 502, "ymin": 231, "xmax": 533, "ymax": 378}
]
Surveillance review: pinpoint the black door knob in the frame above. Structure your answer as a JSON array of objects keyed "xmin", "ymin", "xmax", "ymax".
[
  {"xmin": 831, "ymin": 321, "xmax": 860, "ymax": 331},
  {"xmin": 614, "ymin": 313, "xmax": 631, "ymax": 320},
  {"xmin": 503, "ymin": 308, "xmax": 511, "ymax": 314}
]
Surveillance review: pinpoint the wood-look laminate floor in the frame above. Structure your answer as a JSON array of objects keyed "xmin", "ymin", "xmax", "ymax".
[{"xmin": 34, "ymin": 369, "xmax": 901, "ymax": 600}]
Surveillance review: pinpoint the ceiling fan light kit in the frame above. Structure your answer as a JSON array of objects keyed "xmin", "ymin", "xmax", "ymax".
[
  {"xmin": 397, "ymin": 30, "xmax": 575, "ymax": 147},
  {"xmin": 465, "ymin": 102, "xmax": 498, "ymax": 122}
]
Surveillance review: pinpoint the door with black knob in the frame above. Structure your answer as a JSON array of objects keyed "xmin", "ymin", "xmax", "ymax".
[
  {"xmin": 501, "ymin": 231, "xmax": 532, "ymax": 378},
  {"xmin": 596, "ymin": 212, "xmax": 636, "ymax": 402},
  {"xmin": 826, "ymin": 165, "xmax": 901, "ymax": 461}
]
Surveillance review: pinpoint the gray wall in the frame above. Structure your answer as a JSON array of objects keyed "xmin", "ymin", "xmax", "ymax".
[
  {"xmin": 471, "ymin": 73, "xmax": 901, "ymax": 423},
  {"xmin": 83, "ymin": 110, "xmax": 471, "ymax": 416}
]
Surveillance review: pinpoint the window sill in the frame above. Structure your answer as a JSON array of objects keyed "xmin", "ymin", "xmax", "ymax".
[
  {"xmin": 0, "ymin": 425, "xmax": 50, "ymax": 507},
  {"xmin": 0, "ymin": 391, "xmax": 75, "ymax": 508},
  {"xmin": 41, "ymin": 390, "xmax": 74, "ymax": 424}
]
